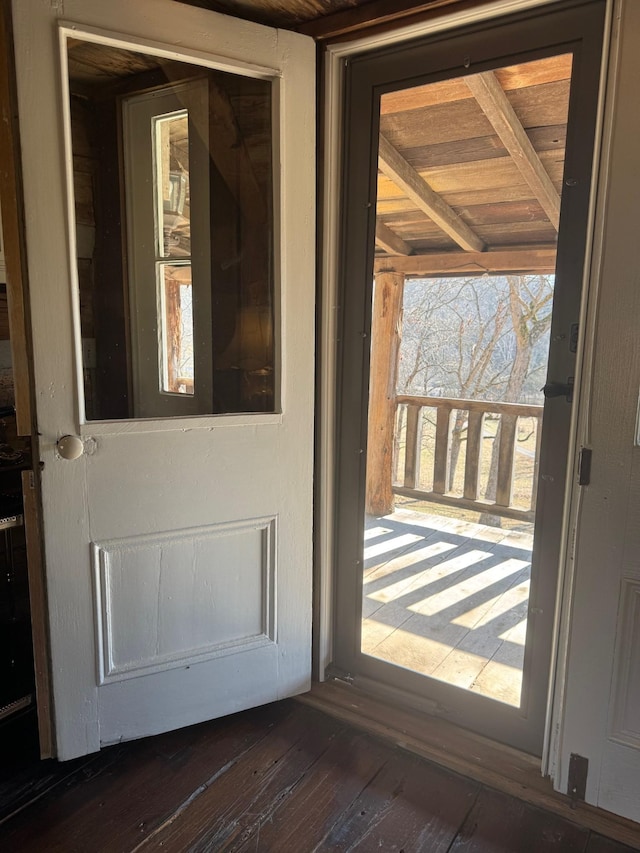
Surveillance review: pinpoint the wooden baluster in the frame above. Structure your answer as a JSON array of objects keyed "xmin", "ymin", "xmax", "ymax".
[
  {"xmin": 464, "ymin": 410, "xmax": 484, "ymax": 501},
  {"xmin": 404, "ymin": 404, "xmax": 421, "ymax": 489},
  {"xmin": 530, "ymin": 412, "xmax": 543, "ymax": 514},
  {"xmin": 390, "ymin": 395, "xmax": 541, "ymax": 522},
  {"xmin": 495, "ymin": 414, "xmax": 517, "ymax": 507},
  {"xmin": 392, "ymin": 404, "xmax": 404, "ymax": 487},
  {"xmin": 433, "ymin": 405, "xmax": 452, "ymax": 495}
]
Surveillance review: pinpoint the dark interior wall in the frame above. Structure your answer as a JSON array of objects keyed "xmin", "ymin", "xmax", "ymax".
[{"xmin": 71, "ymin": 93, "xmax": 130, "ymax": 420}]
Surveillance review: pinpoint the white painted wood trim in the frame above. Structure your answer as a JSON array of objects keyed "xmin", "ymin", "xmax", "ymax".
[
  {"xmin": 315, "ymin": 48, "xmax": 344, "ymax": 679},
  {"xmin": 81, "ymin": 413, "xmax": 283, "ymax": 438},
  {"xmin": 57, "ymin": 28, "xmax": 85, "ymax": 428},
  {"xmin": 543, "ymin": 0, "xmax": 618, "ymax": 783},
  {"xmin": 58, "ymin": 21, "xmax": 282, "ymax": 80},
  {"xmin": 316, "ymin": 0, "xmax": 611, "ymax": 768},
  {"xmin": 323, "ymin": 0, "xmax": 561, "ymax": 61},
  {"xmin": 58, "ymin": 20, "xmax": 285, "ymax": 428}
]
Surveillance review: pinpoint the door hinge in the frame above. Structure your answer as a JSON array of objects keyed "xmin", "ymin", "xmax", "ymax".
[
  {"xmin": 568, "ymin": 753, "xmax": 588, "ymax": 807},
  {"xmin": 578, "ymin": 447, "xmax": 592, "ymax": 486}
]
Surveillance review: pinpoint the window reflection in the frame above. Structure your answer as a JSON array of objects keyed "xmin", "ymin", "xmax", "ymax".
[
  {"xmin": 153, "ymin": 111, "xmax": 194, "ymax": 396},
  {"xmin": 155, "ymin": 112, "xmax": 191, "ymax": 258},
  {"xmin": 159, "ymin": 264, "xmax": 194, "ymax": 395},
  {"xmin": 65, "ymin": 37, "xmax": 275, "ymax": 420}
]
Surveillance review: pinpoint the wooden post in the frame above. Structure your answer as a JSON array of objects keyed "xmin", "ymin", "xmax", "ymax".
[{"xmin": 366, "ymin": 271, "xmax": 404, "ymax": 516}]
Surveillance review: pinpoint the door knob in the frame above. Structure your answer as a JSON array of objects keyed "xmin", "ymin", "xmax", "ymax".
[{"xmin": 56, "ymin": 434, "xmax": 84, "ymax": 460}]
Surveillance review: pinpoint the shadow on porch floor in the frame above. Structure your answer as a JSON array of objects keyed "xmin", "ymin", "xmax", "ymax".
[{"xmin": 363, "ymin": 508, "xmax": 534, "ymax": 707}]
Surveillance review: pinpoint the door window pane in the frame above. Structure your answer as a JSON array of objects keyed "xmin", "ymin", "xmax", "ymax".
[
  {"xmin": 65, "ymin": 38, "xmax": 275, "ymax": 420},
  {"xmin": 155, "ymin": 112, "xmax": 191, "ymax": 259},
  {"xmin": 154, "ymin": 112, "xmax": 195, "ymax": 396},
  {"xmin": 159, "ymin": 263, "xmax": 194, "ymax": 395}
]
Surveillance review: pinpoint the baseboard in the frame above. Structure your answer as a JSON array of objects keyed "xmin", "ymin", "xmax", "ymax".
[{"xmin": 297, "ymin": 680, "xmax": 640, "ymax": 849}]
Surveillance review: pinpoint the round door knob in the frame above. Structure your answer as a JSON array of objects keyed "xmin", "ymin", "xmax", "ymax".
[{"xmin": 57, "ymin": 434, "xmax": 84, "ymax": 460}]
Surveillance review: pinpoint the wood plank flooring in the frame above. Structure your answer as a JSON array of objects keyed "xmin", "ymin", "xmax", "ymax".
[
  {"xmin": 363, "ymin": 509, "xmax": 534, "ymax": 706},
  {"xmin": 0, "ymin": 699, "xmax": 637, "ymax": 852}
]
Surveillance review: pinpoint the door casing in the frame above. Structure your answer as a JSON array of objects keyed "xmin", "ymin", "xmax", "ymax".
[{"xmin": 317, "ymin": 0, "xmax": 612, "ymax": 769}]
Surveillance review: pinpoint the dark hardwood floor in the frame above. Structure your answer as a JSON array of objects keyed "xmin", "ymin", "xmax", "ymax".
[{"xmin": 0, "ymin": 699, "xmax": 636, "ymax": 852}]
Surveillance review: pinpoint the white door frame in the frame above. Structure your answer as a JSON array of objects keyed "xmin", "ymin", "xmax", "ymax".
[
  {"xmin": 551, "ymin": 0, "xmax": 640, "ymax": 809},
  {"xmin": 316, "ymin": 0, "xmax": 614, "ymax": 783}
]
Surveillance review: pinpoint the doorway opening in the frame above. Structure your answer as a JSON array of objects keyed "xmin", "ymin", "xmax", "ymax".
[
  {"xmin": 363, "ymin": 53, "xmax": 567, "ymax": 707},
  {"xmin": 364, "ymin": 269, "xmax": 555, "ymax": 708},
  {"xmin": 333, "ymin": 1, "xmax": 605, "ymax": 754}
]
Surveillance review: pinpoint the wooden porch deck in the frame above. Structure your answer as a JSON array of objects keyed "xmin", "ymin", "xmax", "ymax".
[{"xmin": 363, "ymin": 508, "xmax": 534, "ymax": 707}]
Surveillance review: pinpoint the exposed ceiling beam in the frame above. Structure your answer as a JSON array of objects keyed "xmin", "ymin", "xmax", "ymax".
[
  {"xmin": 194, "ymin": 76, "xmax": 267, "ymax": 227},
  {"xmin": 378, "ymin": 133, "xmax": 485, "ymax": 253},
  {"xmin": 375, "ymin": 219, "xmax": 413, "ymax": 255},
  {"xmin": 465, "ymin": 71, "xmax": 561, "ymax": 230},
  {"xmin": 297, "ymin": 0, "xmax": 484, "ymax": 40},
  {"xmin": 374, "ymin": 246, "xmax": 556, "ymax": 277}
]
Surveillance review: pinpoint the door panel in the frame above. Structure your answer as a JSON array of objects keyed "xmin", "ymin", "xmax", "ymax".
[
  {"xmin": 334, "ymin": 1, "xmax": 605, "ymax": 755},
  {"xmin": 12, "ymin": 0, "xmax": 315, "ymax": 759},
  {"xmin": 557, "ymin": 0, "xmax": 640, "ymax": 820}
]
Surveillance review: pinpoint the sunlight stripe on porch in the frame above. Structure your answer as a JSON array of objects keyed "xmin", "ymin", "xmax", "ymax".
[
  {"xmin": 410, "ymin": 557, "xmax": 530, "ymax": 616},
  {"xmin": 364, "ymin": 532, "xmax": 424, "ymax": 560}
]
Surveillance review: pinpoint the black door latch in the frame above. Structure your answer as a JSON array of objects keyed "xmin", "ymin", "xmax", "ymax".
[{"xmin": 542, "ymin": 377, "xmax": 574, "ymax": 402}]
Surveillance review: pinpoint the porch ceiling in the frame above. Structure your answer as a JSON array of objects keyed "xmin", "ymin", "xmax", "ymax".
[
  {"xmin": 172, "ymin": 0, "xmax": 487, "ymax": 33},
  {"xmin": 173, "ymin": 0, "xmax": 381, "ymax": 29},
  {"xmin": 374, "ymin": 53, "xmax": 570, "ymax": 278}
]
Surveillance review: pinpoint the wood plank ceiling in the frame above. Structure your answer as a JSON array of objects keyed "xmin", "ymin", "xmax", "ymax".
[
  {"xmin": 174, "ymin": 0, "xmax": 486, "ymax": 33},
  {"xmin": 374, "ymin": 53, "xmax": 571, "ymax": 277},
  {"xmin": 175, "ymin": 0, "xmax": 375, "ymax": 28}
]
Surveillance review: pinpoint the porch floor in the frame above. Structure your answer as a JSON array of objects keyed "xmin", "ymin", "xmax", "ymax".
[{"xmin": 363, "ymin": 507, "xmax": 534, "ymax": 707}]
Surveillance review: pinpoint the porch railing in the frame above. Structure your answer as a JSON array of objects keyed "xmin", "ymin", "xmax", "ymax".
[{"xmin": 393, "ymin": 395, "xmax": 543, "ymax": 523}]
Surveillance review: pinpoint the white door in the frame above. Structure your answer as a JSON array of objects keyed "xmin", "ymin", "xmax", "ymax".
[
  {"xmin": 12, "ymin": 0, "xmax": 315, "ymax": 760},
  {"xmin": 552, "ymin": 0, "xmax": 640, "ymax": 822}
]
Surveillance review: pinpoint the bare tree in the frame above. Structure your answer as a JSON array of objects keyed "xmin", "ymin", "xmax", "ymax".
[
  {"xmin": 480, "ymin": 274, "xmax": 553, "ymax": 524},
  {"xmin": 396, "ymin": 273, "xmax": 553, "ymax": 513}
]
